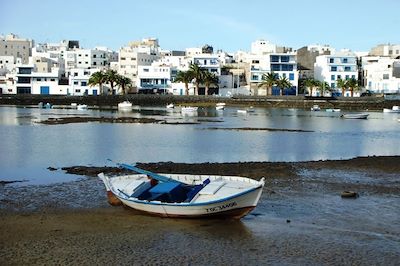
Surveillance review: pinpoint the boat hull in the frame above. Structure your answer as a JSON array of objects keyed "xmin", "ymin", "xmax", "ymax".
[
  {"xmin": 115, "ymin": 185, "xmax": 263, "ymax": 219},
  {"xmin": 99, "ymin": 172, "xmax": 264, "ymax": 219}
]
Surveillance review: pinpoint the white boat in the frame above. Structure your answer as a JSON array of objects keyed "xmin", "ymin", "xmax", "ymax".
[
  {"xmin": 118, "ymin": 101, "xmax": 133, "ymax": 110},
  {"xmin": 166, "ymin": 103, "xmax": 174, "ymax": 109},
  {"xmin": 77, "ymin": 104, "xmax": 88, "ymax": 110},
  {"xmin": 237, "ymin": 109, "xmax": 247, "ymax": 114},
  {"xmin": 383, "ymin": 106, "xmax": 400, "ymax": 113},
  {"xmin": 216, "ymin": 102, "xmax": 226, "ymax": 110},
  {"xmin": 341, "ymin": 113, "xmax": 369, "ymax": 119},
  {"xmin": 326, "ymin": 108, "xmax": 341, "ymax": 112},
  {"xmin": 98, "ymin": 163, "xmax": 265, "ymax": 219},
  {"xmin": 181, "ymin": 106, "xmax": 198, "ymax": 112},
  {"xmin": 310, "ymin": 105, "xmax": 321, "ymax": 111}
]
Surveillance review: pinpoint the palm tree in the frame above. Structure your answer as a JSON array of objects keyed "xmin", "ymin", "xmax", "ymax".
[
  {"xmin": 116, "ymin": 75, "xmax": 132, "ymax": 95},
  {"xmin": 258, "ymin": 72, "xmax": 278, "ymax": 96},
  {"xmin": 316, "ymin": 81, "xmax": 331, "ymax": 96},
  {"xmin": 303, "ymin": 78, "xmax": 318, "ymax": 96},
  {"xmin": 336, "ymin": 78, "xmax": 347, "ymax": 97},
  {"xmin": 88, "ymin": 71, "xmax": 106, "ymax": 94},
  {"xmin": 202, "ymin": 71, "xmax": 219, "ymax": 95},
  {"xmin": 275, "ymin": 76, "xmax": 292, "ymax": 96},
  {"xmin": 189, "ymin": 63, "xmax": 204, "ymax": 95},
  {"xmin": 346, "ymin": 78, "xmax": 359, "ymax": 97},
  {"xmin": 175, "ymin": 70, "xmax": 193, "ymax": 95},
  {"xmin": 104, "ymin": 69, "xmax": 119, "ymax": 95}
]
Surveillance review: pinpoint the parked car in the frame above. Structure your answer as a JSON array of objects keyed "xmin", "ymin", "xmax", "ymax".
[{"xmin": 360, "ymin": 90, "xmax": 372, "ymax": 97}]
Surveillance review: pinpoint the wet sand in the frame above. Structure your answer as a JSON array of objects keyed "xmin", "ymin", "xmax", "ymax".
[{"xmin": 1, "ymin": 156, "xmax": 400, "ymax": 265}]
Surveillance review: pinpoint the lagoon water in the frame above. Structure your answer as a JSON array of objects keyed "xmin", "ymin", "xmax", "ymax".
[{"xmin": 0, "ymin": 105, "xmax": 399, "ymax": 185}]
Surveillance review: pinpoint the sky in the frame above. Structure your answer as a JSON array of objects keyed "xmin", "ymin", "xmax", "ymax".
[{"xmin": 1, "ymin": 0, "xmax": 399, "ymax": 53}]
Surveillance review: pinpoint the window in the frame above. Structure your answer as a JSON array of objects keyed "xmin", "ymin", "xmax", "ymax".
[
  {"xmin": 93, "ymin": 62, "xmax": 97, "ymax": 65},
  {"xmin": 121, "ymin": 57, "xmax": 126, "ymax": 60},
  {"xmin": 50, "ymin": 78, "xmax": 55, "ymax": 81},
  {"xmin": 351, "ymin": 75, "xmax": 355, "ymax": 79},
  {"xmin": 383, "ymin": 74, "xmax": 389, "ymax": 79},
  {"xmin": 93, "ymin": 54, "xmax": 97, "ymax": 58},
  {"xmin": 344, "ymin": 66, "xmax": 351, "ymax": 71},
  {"xmin": 37, "ymin": 78, "xmax": 41, "ymax": 81},
  {"xmin": 280, "ymin": 56, "xmax": 289, "ymax": 62},
  {"xmin": 331, "ymin": 75, "xmax": 335, "ymax": 81},
  {"xmin": 74, "ymin": 73, "xmax": 78, "ymax": 76},
  {"xmin": 81, "ymin": 81, "xmax": 87, "ymax": 86},
  {"xmin": 271, "ymin": 64, "xmax": 280, "ymax": 71},
  {"xmin": 329, "ymin": 58, "xmax": 334, "ymax": 63},
  {"xmin": 74, "ymin": 81, "xmax": 79, "ymax": 85},
  {"xmin": 252, "ymin": 60, "xmax": 260, "ymax": 64},
  {"xmin": 144, "ymin": 68, "xmax": 149, "ymax": 72},
  {"xmin": 337, "ymin": 75, "xmax": 341, "ymax": 79},
  {"xmin": 345, "ymin": 75, "xmax": 349, "ymax": 80},
  {"xmin": 331, "ymin": 66, "xmax": 337, "ymax": 71},
  {"xmin": 252, "ymin": 75, "xmax": 258, "ymax": 81},
  {"xmin": 342, "ymin": 58, "xmax": 348, "ymax": 63},
  {"xmin": 75, "ymin": 89, "xmax": 81, "ymax": 93},
  {"xmin": 289, "ymin": 73, "xmax": 294, "ymax": 80},
  {"xmin": 331, "ymin": 83, "xmax": 335, "ymax": 88},
  {"xmin": 271, "ymin": 55, "xmax": 279, "ymax": 62}
]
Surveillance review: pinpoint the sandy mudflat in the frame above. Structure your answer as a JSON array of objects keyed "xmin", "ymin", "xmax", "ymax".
[{"xmin": 1, "ymin": 156, "xmax": 400, "ymax": 265}]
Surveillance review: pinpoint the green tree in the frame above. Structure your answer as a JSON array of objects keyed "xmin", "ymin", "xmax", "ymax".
[
  {"xmin": 346, "ymin": 78, "xmax": 359, "ymax": 97},
  {"xmin": 303, "ymin": 78, "xmax": 318, "ymax": 96},
  {"xmin": 88, "ymin": 71, "xmax": 106, "ymax": 94},
  {"xmin": 175, "ymin": 70, "xmax": 193, "ymax": 95},
  {"xmin": 189, "ymin": 63, "xmax": 204, "ymax": 95},
  {"xmin": 258, "ymin": 72, "xmax": 278, "ymax": 96},
  {"xmin": 105, "ymin": 69, "xmax": 119, "ymax": 95},
  {"xmin": 202, "ymin": 71, "xmax": 219, "ymax": 95},
  {"xmin": 336, "ymin": 78, "xmax": 348, "ymax": 97},
  {"xmin": 116, "ymin": 75, "xmax": 132, "ymax": 95},
  {"xmin": 275, "ymin": 76, "xmax": 292, "ymax": 96},
  {"xmin": 316, "ymin": 81, "xmax": 331, "ymax": 96}
]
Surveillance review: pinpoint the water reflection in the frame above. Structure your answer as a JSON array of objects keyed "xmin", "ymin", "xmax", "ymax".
[{"xmin": 0, "ymin": 106, "xmax": 399, "ymax": 185}]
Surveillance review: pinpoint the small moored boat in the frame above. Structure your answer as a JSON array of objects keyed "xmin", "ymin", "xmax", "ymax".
[
  {"xmin": 77, "ymin": 104, "xmax": 88, "ymax": 110},
  {"xmin": 118, "ymin": 101, "xmax": 133, "ymax": 110},
  {"xmin": 166, "ymin": 103, "xmax": 174, "ymax": 109},
  {"xmin": 310, "ymin": 105, "xmax": 321, "ymax": 111},
  {"xmin": 181, "ymin": 106, "xmax": 198, "ymax": 112},
  {"xmin": 98, "ymin": 163, "xmax": 265, "ymax": 219},
  {"xmin": 216, "ymin": 102, "xmax": 225, "ymax": 110},
  {"xmin": 383, "ymin": 106, "xmax": 400, "ymax": 113},
  {"xmin": 326, "ymin": 108, "xmax": 341, "ymax": 112},
  {"xmin": 341, "ymin": 113, "xmax": 369, "ymax": 119}
]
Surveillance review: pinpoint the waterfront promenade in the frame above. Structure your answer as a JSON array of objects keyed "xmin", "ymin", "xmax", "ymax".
[{"xmin": 1, "ymin": 94, "xmax": 399, "ymax": 110}]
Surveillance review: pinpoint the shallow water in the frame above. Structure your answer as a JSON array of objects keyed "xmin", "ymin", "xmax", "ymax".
[{"xmin": 0, "ymin": 105, "xmax": 399, "ymax": 185}]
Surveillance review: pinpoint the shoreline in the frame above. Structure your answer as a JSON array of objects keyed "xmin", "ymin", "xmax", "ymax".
[
  {"xmin": 1, "ymin": 155, "xmax": 400, "ymax": 264},
  {"xmin": 2, "ymin": 94, "xmax": 399, "ymax": 110}
]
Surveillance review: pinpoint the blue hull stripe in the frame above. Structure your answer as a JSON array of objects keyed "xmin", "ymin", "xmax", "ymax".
[{"xmin": 112, "ymin": 184, "xmax": 263, "ymax": 207}]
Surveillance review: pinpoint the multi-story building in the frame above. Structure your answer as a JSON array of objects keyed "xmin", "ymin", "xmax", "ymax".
[
  {"xmin": 370, "ymin": 44, "xmax": 400, "ymax": 59},
  {"xmin": 248, "ymin": 52, "xmax": 298, "ymax": 95},
  {"xmin": 361, "ymin": 56, "xmax": 400, "ymax": 94},
  {"xmin": 118, "ymin": 38, "xmax": 160, "ymax": 88},
  {"xmin": 297, "ymin": 44, "xmax": 334, "ymax": 79},
  {"xmin": 66, "ymin": 68, "xmax": 103, "ymax": 95},
  {"xmin": 137, "ymin": 63, "xmax": 174, "ymax": 94},
  {"xmin": 13, "ymin": 65, "xmax": 61, "ymax": 95},
  {"xmin": 0, "ymin": 34, "xmax": 32, "ymax": 65},
  {"xmin": 314, "ymin": 50, "xmax": 358, "ymax": 96}
]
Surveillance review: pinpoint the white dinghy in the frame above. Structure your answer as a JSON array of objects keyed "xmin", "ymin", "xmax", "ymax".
[{"xmin": 99, "ymin": 163, "xmax": 265, "ymax": 219}]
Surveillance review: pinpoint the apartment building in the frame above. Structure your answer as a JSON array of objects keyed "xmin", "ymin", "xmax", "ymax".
[
  {"xmin": 314, "ymin": 50, "xmax": 358, "ymax": 96},
  {"xmin": 118, "ymin": 38, "xmax": 160, "ymax": 87},
  {"xmin": 0, "ymin": 34, "xmax": 32, "ymax": 65},
  {"xmin": 370, "ymin": 44, "xmax": 400, "ymax": 59},
  {"xmin": 248, "ymin": 53, "xmax": 298, "ymax": 95},
  {"xmin": 297, "ymin": 44, "xmax": 334, "ymax": 79},
  {"xmin": 361, "ymin": 56, "xmax": 400, "ymax": 94}
]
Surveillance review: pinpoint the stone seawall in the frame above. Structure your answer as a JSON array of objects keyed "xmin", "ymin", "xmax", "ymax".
[{"xmin": 1, "ymin": 94, "xmax": 399, "ymax": 110}]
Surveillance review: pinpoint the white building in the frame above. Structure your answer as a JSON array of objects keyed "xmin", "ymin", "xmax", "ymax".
[
  {"xmin": 251, "ymin": 39, "xmax": 277, "ymax": 54},
  {"xmin": 361, "ymin": 56, "xmax": 400, "ymax": 94},
  {"xmin": 66, "ymin": 68, "xmax": 103, "ymax": 96},
  {"xmin": 13, "ymin": 65, "xmax": 61, "ymax": 95},
  {"xmin": 248, "ymin": 52, "xmax": 298, "ymax": 96},
  {"xmin": 137, "ymin": 63, "xmax": 173, "ymax": 93},
  {"xmin": 314, "ymin": 50, "xmax": 358, "ymax": 96},
  {"xmin": 370, "ymin": 44, "xmax": 400, "ymax": 59}
]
